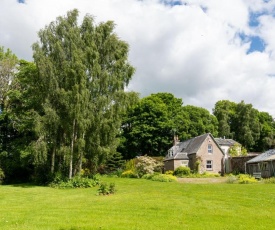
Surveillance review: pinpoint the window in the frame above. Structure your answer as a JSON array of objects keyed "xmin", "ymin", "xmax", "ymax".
[
  {"xmin": 208, "ymin": 144, "xmax": 213, "ymax": 154},
  {"xmin": 206, "ymin": 160, "xmax": 213, "ymax": 170}
]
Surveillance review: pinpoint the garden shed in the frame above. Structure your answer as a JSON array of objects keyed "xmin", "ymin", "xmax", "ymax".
[{"xmin": 246, "ymin": 149, "xmax": 275, "ymax": 178}]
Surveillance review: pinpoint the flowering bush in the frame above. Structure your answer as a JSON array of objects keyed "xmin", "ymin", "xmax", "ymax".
[{"xmin": 135, "ymin": 156, "xmax": 163, "ymax": 177}]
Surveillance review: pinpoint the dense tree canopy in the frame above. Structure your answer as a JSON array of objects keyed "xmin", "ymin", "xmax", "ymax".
[
  {"xmin": 119, "ymin": 93, "xmax": 218, "ymax": 158},
  {"xmin": 214, "ymin": 100, "xmax": 275, "ymax": 151}
]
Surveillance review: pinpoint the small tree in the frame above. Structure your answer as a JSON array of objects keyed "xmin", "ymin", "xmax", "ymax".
[
  {"xmin": 229, "ymin": 143, "xmax": 247, "ymax": 156},
  {"xmin": 106, "ymin": 152, "xmax": 125, "ymax": 173}
]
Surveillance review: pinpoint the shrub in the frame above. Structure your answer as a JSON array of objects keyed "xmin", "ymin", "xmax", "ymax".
[
  {"xmin": 141, "ymin": 174, "xmax": 155, "ymax": 180},
  {"xmin": 262, "ymin": 177, "xmax": 275, "ymax": 184},
  {"xmin": 238, "ymin": 174, "xmax": 258, "ymax": 184},
  {"xmin": 98, "ymin": 182, "xmax": 116, "ymax": 195},
  {"xmin": 165, "ymin": 170, "xmax": 174, "ymax": 175},
  {"xmin": 125, "ymin": 159, "xmax": 136, "ymax": 171},
  {"xmin": 226, "ymin": 174, "xmax": 237, "ymax": 184},
  {"xmin": 173, "ymin": 166, "xmax": 191, "ymax": 177},
  {"xmin": 121, "ymin": 170, "xmax": 138, "ymax": 178},
  {"xmin": 135, "ymin": 156, "xmax": 163, "ymax": 177},
  {"xmin": 49, "ymin": 175, "xmax": 100, "ymax": 189},
  {"xmin": 200, "ymin": 172, "xmax": 220, "ymax": 178},
  {"xmin": 142, "ymin": 173, "xmax": 177, "ymax": 182},
  {"xmin": 151, "ymin": 174, "xmax": 177, "ymax": 182}
]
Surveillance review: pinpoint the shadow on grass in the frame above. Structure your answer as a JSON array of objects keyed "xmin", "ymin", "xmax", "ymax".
[{"xmin": 5, "ymin": 183, "xmax": 38, "ymax": 188}]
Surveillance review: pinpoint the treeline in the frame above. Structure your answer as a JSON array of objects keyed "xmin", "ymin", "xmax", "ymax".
[
  {"xmin": 0, "ymin": 9, "xmax": 275, "ymax": 184},
  {"xmin": 118, "ymin": 93, "xmax": 275, "ymax": 159}
]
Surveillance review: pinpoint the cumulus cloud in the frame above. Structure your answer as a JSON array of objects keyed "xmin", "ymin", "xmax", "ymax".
[{"xmin": 1, "ymin": 0, "xmax": 275, "ymax": 116}]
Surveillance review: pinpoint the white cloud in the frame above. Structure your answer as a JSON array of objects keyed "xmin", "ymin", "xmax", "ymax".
[{"xmin": 1, "ymin": 0, "xmax": 275, "ymax": 116}]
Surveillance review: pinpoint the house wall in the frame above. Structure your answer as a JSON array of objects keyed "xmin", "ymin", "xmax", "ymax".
[
  {"xmin": 197, "ymin": 137, "xmax": 224, "ymax": 174},
  {"xmin": 188, "ymin": 153, "xmax": 197, "ymax": 171},
  {"xmin": 164, "ymin": 160, "xmax": 175, "ymax": 171}
]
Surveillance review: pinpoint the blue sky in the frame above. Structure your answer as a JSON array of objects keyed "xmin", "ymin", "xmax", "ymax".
[{"xmin": 2, "ymin": 0, "xmax": 275, "ymax": 116}]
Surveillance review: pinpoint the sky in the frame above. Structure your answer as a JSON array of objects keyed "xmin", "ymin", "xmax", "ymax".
[{"xmin": 1, "ymin": 0, "xmax": 275, "ymax": 116}]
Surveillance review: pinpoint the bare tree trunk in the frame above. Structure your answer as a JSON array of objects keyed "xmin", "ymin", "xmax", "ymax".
[
  {"xmin": 69, "ymin": 119, "xmax": 76, "ymax": 179},
  {"xmin": 78, "ymin": 133, "xmax": 85, "ymax": 175},
  {"xmin": 51, "ymin": 145, "xmax": 56, "ymax": 174}
]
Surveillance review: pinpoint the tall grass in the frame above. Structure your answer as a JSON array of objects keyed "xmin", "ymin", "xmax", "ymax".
[{"xmin": 1, "ymin": 178, "xmax": 275, "ymax": 229}]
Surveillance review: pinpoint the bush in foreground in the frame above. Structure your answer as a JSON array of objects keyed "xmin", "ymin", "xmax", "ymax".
[{"xmin": 98, "ymin": 182, "xmax": 116, "ymax": 195}]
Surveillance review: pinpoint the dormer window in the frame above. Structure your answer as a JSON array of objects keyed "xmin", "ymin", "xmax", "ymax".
[{"xmin": 208, "ymin": 144, "xmax": 213, "ymax": 154}]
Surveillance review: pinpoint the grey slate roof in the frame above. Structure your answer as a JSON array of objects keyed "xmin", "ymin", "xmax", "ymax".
[
  {"xmin": 246, "ymin": 149, "xmax": 275, "ymax": 164},
  {"xmin": 214, "ymin": 138, "xmax": 238, "ymax": 146},
  {"xmin": 164, "ymin": 133, "xmax": 214, "ymax": 161}
]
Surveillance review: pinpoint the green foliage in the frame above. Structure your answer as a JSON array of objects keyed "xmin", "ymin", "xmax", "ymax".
[
  {"xmin": 0, "ymin": 46, "xmax": 18, "ymax": 107},
  {"xmin": 214, "ymin": 100, "xmax": 275, "ymax": 152},
  {"xmin": 182, "ymin": 105, "xmax": 218, "ymax": 138},
  {"xmin": 121, "ymin": 170, "xmax": 138, "ymax": 178},
  {"xmin": 106, "ymin": 152, "xmax": 125, "ymax": 173},
  {"xmin": 229, "ymin": 143, "xmax": 247, "ymax": 156},
  {"xmin": 177, "ymin": 172, "xmax": 220, "ymax": 178},
  {"xmin": 49, "ymin": 176, "xmax": 100, "ymax": 189},
  {"xmin": 213, "ymin": 100, "xmax": 236, "ymax": 139},
  {"xmin": 21, "ymin": 8, "xmax": 135, "ymax": 181},
  {"xmin": 0, "ymin": 168, "xmax": 5, "ymax": 184},
  {"xmin": 262, "ymin": 177, "xmax": 275, "ymax": 184},
  {"xmin": 142, "ymin": 173, "xmax": 177, "ymax": 182},
  {"xmin": 119, "ymin": 93, "xmax": 219, "ymax": 158},
  {"xmin": 173, "ymin": 166, "xmax": 191, "ymax": 177},
  {"xmin": 97, "ymin": 182, "xmax": 116, "ymax": 195},
  {"xmin": 125, "ymin": 159, "xmax": 136, "ymax": 171},
  {"xmin": 238, "ymin": 174, "xmax": 258, "ymax": 184},
  {"xmin": 165, "ymin": 170, "xmax": 174, "ymax": 175}
]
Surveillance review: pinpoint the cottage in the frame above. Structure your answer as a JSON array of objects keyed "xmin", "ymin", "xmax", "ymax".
[
  {"xmin": 246, "ymin": 149, "xmax": 275, "ymax": 178},
  {"xmin": 164, "ymin": 133, "xmax": 225, "ymax": 174}
]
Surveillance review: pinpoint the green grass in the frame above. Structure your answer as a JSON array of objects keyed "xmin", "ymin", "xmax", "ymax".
[{"xmin": 1, "ymin": 178, "xmax": 275, "ymax": 229}]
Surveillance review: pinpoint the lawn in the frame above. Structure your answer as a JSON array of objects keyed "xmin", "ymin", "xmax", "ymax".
[{"xmin": 1, "ymin": 177, "xmax": 275, "ymax": 230}]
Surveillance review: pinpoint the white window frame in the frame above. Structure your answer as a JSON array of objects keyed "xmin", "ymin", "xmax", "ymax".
[
  {"xmin": 206, "ymin": 160, "xmax": 213, "ymax": 170},
  {"xmin": 208, "ymin": 144, "xmax": 213, "ymax": 154}
]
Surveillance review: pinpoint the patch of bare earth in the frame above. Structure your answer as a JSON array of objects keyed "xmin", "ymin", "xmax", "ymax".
[{"xmin": 177, "ymin": 177, "xmax": 227, "ymax": 184}]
